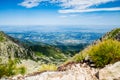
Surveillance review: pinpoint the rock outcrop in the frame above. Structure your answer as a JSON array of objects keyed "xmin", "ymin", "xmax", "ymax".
[
  {"xmin": 99, "ymin": 61, "xmax": 120, "ymax": 80},
  {"xmin": 9, "ymin": 61, "xmax": 120, "ymax": 80}
]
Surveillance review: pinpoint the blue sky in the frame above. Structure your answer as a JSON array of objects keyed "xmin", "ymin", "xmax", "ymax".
[{"xmin": 0, "ymin": 0, "xmax": 120, "ymax": 26}]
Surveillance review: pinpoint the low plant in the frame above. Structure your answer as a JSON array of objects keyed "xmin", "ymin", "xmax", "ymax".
[
  {"xmin": 0, "ymin": 58, "xmax": 26, "ymax": 78},
  {"xmin": 69, "ymin": 39, "xmax": 120, "ymax": 68},
  {"xmin": 89, "ymin": 39, "xmax": 120, "ymax": 67},
  {"xmin": 39, "ymin": 64, "xmax": 57, "ymax": 72},
  {"xmin": 17, "ymin": 66, "xmax": 26, "ymax": 75}
]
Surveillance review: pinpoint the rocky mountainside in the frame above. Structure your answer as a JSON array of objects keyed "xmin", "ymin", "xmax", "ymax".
[
  {"xmin": 0, "ymin": 31, "xmax": 36, "ymax": 61},
  {"xmin": 0, "ymin": 31, "xmax": 68, "ymax": 75},
  {"xmin": 93, "ymin": 28, "xmax": 120, "ymax": 44},
  {"xmin": 0, "ymin": 31, "xmax": 67, "ymax": 64},
  {"xmin": 1, "ymin": 28, "xmax": 120, "ymax": 80},
  {"xmin": 103, "ymin": 28, "xmax": 120, "ymax": 40},
  {"xmin": 18, "ymin": 28, "xmax": 120, "ymax": 80}
]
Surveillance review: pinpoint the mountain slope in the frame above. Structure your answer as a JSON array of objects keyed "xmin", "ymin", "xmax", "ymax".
[
  {"xmin": 0, "ymin": 31, "xmax": 68, "ymax": 67},
  {"xmin": 0, "ymin": 31, "xmax": 36, "ymax": 61},
  {"xmin": 103, "ymin": 28, "xmax": 120, "ymax": 40},
  {"xmin": 30, "ymin": 44, "xmax": 67, "ymax": 64},
  {"xmin": 65, "ymin": 28, "xmax": 120, "ymax": 68},
  {"xmin": 5, "ymin": 28, "xmax": 120, "ymax": 80}
]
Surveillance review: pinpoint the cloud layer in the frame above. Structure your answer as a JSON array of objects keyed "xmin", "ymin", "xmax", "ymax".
[
  {"xmin": 19, "ymin": 0, "xmax": 120, "ymax": 13},
  {"xmin": 59, "ymin": 7, "xmax": 120, "ymax": 13}
]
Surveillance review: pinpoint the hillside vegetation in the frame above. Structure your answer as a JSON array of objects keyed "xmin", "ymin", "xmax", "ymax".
[
  {"xmin": 66, "ymin": 28, "xmax": 120, "ymax": 68},
  {"xmin": 1, "ymin": 28, "xmax": 120, "ymax": 79},
  {"xmin": 103, "ymin": 28, "xmax": 120, "ymax": 40},
  {"xmin": 0, "ymin": 58, "xmax": 26, "ymax": 78},
  {"xmin": 0, "ymin": 31, "xmax": 67, "ymax": 78},
  {"xmin": 30, "ymin": 45, "xmax": 67, "ymax": 64}
]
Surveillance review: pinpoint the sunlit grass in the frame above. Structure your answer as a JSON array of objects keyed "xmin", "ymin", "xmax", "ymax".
[
  {"xmin": 39, "ymin": 64, "xmax": 57, "ymax": 72},
  {"xmin": 68, "ymin": 39, "xmax": 120, "ymax": 67}
]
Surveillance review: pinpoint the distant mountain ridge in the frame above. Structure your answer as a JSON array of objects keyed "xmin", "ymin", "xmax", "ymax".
[{"xmin": 7, "ymin": 31, "xmax": 102, "ymax": 57}]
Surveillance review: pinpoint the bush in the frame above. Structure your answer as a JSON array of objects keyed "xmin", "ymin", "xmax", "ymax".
[
  {"xmin": 89, "ymin": 39, "xmax": 120, "ymax": 67},
  {"xmin": 70, "ymin": 39, "xmax": 120, "ymax": 68},
  {"xmin": 0, "ymin": 34, "xmax": 5, "ymax": 42},
  {"xmin": 0, "ymin": 59, "xmax": 17, "ymax": 77},
  {"xmin": 39, "ymin": 64, "xmax": 57, "ymax": 72},
  {"xmin": 17, "ymin": 66, "xmax": 26, "ymax": 75},
  {"xmin": 0, "ymin": 59, "xmax": 26, "ymax": 78}
]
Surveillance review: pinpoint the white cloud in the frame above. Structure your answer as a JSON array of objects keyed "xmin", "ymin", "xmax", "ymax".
[
  {"xmin": 19, "ymin": 0, "xmax": 119, "ymax": 13},
  {"xmin": 19, "ymin": 0, "xmax": 115, "ymax": 8},
  {"xmin": 19, "ymin": 0, "xmax": 55, "ymax": 8},
  {"xmin": 57, "ymin": 0, "xmax": 115, "ymax": 9},
  {"xmin": 59, "ymin": 7, "xmax": 120, "ymax": 13},
  {"xmin": 19, "ymin": 0, "xmax": 41, "ymax": 8}
]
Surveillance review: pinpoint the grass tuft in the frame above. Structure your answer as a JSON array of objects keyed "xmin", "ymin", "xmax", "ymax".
[
  {"xmin": 0, "ymin": 58, "xmax": 26, "ymax": 78},
  {"xmin": 39, "ymin": 64, "xmax": 57, "ymax": 72},
  {"xmin": 69, "ymin": 39, "xmax": 120, "ymax": 68}
]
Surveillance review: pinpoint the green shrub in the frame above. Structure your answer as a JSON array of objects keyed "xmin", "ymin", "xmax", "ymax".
[
  {"xmin": 17, "ymin": 66, "xmax": 26, "ymax": 75},
  {"xmin": 72, "ymin": 53, "xmax": 84, "ymax": 62},
  {"xmin": 0, "ymin": 64, "xmax": 6, "ymax": 78},
  {"xmin": 0, "ymin": 59, "xmax": 26, "ymax": 78},
  {"xmin": 0, "ymin": 59, "xmax": 17, "ymax": 77},
  {"xmin": 39, "ymin": 64, "xmax": 57, "ymax": 72},
  {"xmin": 6, "ymin": 59, "xmax": 18, "ymax": 76},
  {"xmin": 89, "ymin": 39, "xmax": 120, "ymax": 67},
  {"xmin": 70, "ymin": 39, "xmax": 120, "ymax": 68},
  {"xmin": 0, "ymin": 35, "xmax": 5, "ymax": 42}
]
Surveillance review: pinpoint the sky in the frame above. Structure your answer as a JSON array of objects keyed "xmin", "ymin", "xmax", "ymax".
[{"xmin": 0, "ymin": 0, "xmax": 120, "ymax": 26}]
